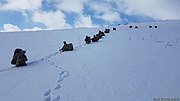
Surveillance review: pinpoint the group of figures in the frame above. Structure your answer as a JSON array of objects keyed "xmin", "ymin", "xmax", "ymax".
[
  {"xmin": 59, "ymin": 27, "xmax": 115, "ymax": 52},
  {"xmin": 129, "ymin": 25, "xmax": 158, "ymax": 29},
  {"xmin": 84, "ymin": 28, "xmax": 115, "ymax": 44},
  {"xmin": 11, "ymin": 27, "xmax": 116, "ymax": 67},
  {"xmin": 11, "ymin": 48, "xmax": 28, "ymax": 67}
]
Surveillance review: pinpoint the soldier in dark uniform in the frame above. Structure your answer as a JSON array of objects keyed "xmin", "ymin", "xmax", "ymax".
[
  {"xmin": 60, "ymin": 41, "xmax": 68, "ymax": 52},
  {"xmin": 11, "ymin": 48, "xmax": 22, "ymax": 65},
  {"xmin": 15, "ymin": 50, "xmax": 28, "ymax": 67},
  {"xmin": 91, "ymin": 35, "xmax": 99, "ymax": 42},
  {"xmin": 68, "ymin": 43, "xmax": 73, "ymax": 51},
  {"xmin": 60, "ymin": 41, "xmax": 73, "ymax": 52},
  {"xmin": 96, "ymin": 33, "xmax": 101, "ymax": 40},
  {"xmin": 84, "ymin": 36, "xmax": 91, "ymax": 44},
  {"xmin": 99, "ymin": 31, "xmax": 105, "ymax": 36},
  {"xmin": 113, "ymin": 27, "xmax": 116, "ymax": 30},
  {"xmin": 104, "ymin": 28, "xmax": 110, "ymax": 33}
]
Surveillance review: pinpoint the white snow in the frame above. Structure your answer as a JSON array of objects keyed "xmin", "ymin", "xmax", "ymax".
[{"xmin": 0, "ymin": 20, "xmax": 180, "ymax": 101}]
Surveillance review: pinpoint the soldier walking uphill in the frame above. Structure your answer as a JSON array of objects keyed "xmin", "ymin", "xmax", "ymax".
[{"xmin": 11, "ymin": 48, "xmax": 28, "ymax": 67}]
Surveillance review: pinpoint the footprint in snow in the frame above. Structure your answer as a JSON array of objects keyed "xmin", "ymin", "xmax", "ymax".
[
  {"xmin": 50, "ymin": 62, "xmax": 55, "ymax": 65},
  {"xmin": 54, "ymin": 84, "xmax": 61, "ymax": 90},
  {"xmin": 52, "ymin": 52, "xmax": 58, "ymax": 56},
  {"xmin": 57, "ymin": 70, "xmax": 69, "ymax": 83},
  {"xmin": 44, "ymin": 89, "xmax": 51, "ymax": 96},
  {"xmin": 59, "ymin": 70, "xmax": 69, "ymax": 77},
  {"xmin": 52, "ymin": 95, "xmax": 61, "ymax": 101},
  {"xmin": 44, "ymin": 95, "xmax": 51, "ymax": 101},
  {"xmin": 55, "ymin": 65, "xmax": 58, "ymax": 68},
  {"xmin": 57, "ymin": 76, "xmax": 64, "ymax": 83}
]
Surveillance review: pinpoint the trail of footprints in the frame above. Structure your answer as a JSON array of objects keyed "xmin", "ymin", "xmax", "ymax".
[
  {"xmin": 43, "ymin": 64, "xmax": 69, "ymax": 101},
  {"xmin": 27, "ymin": 52, "xmax": 59, "ymax": 66},
  {"xmin": 129, "ymin": 35, "xmax": 178, "ymax": 48},
  {"xmin": 36, "ymin": 51, "xmax": 69, "ymax": 101},
  {"xmin": 40, "ymin": 46, "xmax": 90, "ymax": 101}
]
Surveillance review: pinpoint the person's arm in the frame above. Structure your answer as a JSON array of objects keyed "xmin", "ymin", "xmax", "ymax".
[{"xmin": 60, "ymin": 46, "xmax": 65, "ymax": 52}]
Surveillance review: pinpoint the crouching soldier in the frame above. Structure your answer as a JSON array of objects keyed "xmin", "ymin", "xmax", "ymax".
[
  {"xmin": 16, "ymin": 50, "xmax": 28, "ymax": 67},
  {"xmin": 60, "ymin": 41, "xmax": 73, "ymax": 52},
  {"xmin": 113, "ymin": 27, "xmax": 116, "ymax": 30},
  {"xmin": 99, "ymin": 31, "xmax": 105, "ymax": 36},
  {"xmin": 84, "ymin": 36, "xmax": 91, "ymax": 44},
  {"xmin": 96, "ymin": 33, "xmax": 102, "ymax": 40},
  {"xmin": 104, "ymin": 28, "xmax": 110, "ymax": 33},
  {"xmin": 11, "ymin": 48, "xmax": 23, "ymax": 65},
  {"xmin": 91, "ymin": 35, "xmax": 99, "ymax": 42}
]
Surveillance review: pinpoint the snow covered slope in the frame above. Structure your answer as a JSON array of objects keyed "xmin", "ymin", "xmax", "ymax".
[{"xmin": 0, "ymin": 20, "xmax": 180, "ymax": 101}]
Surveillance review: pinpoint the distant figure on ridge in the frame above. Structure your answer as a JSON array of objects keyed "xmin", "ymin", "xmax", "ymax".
[
  {"xmin": 113, "ymin": 27, "xmax": 116, "ymax": 30},
  {"xmin": 91, "ymin": 35, "xmax": 99, "ymax": 42},
  {"xmin": 135, "ymin": 26, "xmax": 138, "ymax": 29},
  {"xmin": 104, "ymin": 28, "xmax": 110, "ymax": 33},
  {"xmin": 99, "ymin": 31, "xmax": 105, "ymax": 37},
  {"xmin": 84, "ymin": 36, "xmax": 91, "ymax": 44}
]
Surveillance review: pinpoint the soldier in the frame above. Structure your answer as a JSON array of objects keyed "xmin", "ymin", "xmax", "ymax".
[
  {"xmin": 135, "ymin": 26, "xmax": 138, "ymax": 29},
  {"xmin": 113, "ymin": 27, "xmax": 116, "ymax": 30},
  {"xmin": 60, "ymin": 41, "xmax": 68, "ymax": 52},
  {"xmin": 104, "ymin": 28, "xmax": 110, "ymax": 33},
  {"xmin": 99, "ymin": 31, "xmax": 105, "ymax": 36},
  {"xmin": 96, "ymin": 33, "xmax": 101, "ymax": 40},
  {"xmin": 16, "ymin": 50, "xmax": 28, "ymax": 67},
  {"xmin": 91, "ymin": 35, "xmax": 99, "ymax": 42},
  {"xmin": 68, "ymin": 43, "xmax": 73, "ymax": 51},
  {"xmin": 11, "ymin": 48, "xmax": 22, "ymax": 65},
  {"xmin": 60, "ymin": 41, "xmax": 73, "ymax": 52},
  {"xmin": 149, "ymin": 26, "xmax": 152, "ymax": 28},
  {"xmin": 84, "ymin": 36, "xmax": 91, "ymax": 44}
]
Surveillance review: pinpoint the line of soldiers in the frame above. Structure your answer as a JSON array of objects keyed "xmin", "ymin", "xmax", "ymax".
[
  {"xmin": 129, "ymin": 25, "xmax": 138, "ymax": 29},
  {"xmin": 11, "ymin": 48, "xmax": 28, "ymax": 67},
  {"xmin": 129, "ymin": 25, "xmax": 158, "ymax": 29},
  {"xmin": 149, "ymin": 25, "xmax": 158, "ymax": 28},
  {"xmin": 11, "ymin": 27, "xmax": 116, "ymax": 67},
  {"xmin": 84, "ymin": 28, "xmax": 111, "ymax": 44},
  {"xmin": 91, "ymin": 30, "xmax": 106, "ymax": 42},
  {"xmin": 59, "ymin": 29, "xmax": 108, "ymax": 52}
]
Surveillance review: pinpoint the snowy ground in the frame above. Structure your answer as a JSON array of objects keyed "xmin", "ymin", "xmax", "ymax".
[{"xmin": 0, "ymin": 20, "xmax": 180, "ymax": 101}]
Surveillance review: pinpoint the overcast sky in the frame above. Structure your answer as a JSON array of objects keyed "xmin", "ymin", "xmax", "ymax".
[{"xmin": 0, "ymin": 0, "xmax": 180, "ymax": 32}]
